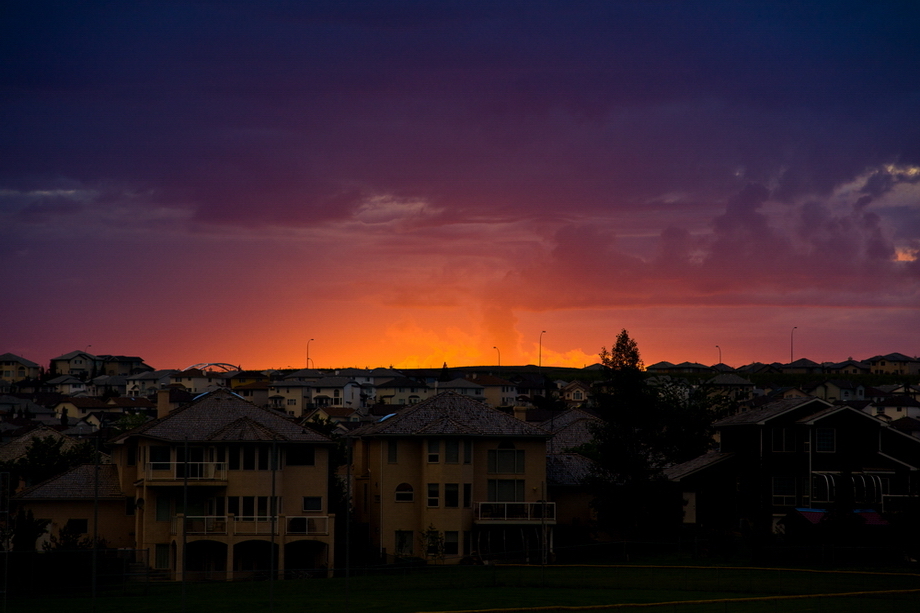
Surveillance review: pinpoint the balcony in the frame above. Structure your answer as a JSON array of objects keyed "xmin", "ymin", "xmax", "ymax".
[
  {"xmin": 173, "ymin": 514, "xmax": 330, "ymax": 536},
  {"xmin": 473, "ymin": 502, "xmax": 555, "ymax": 524},
  {"xmin": 144, "ymin": 462, "xmax": 227, "ymax": 482}
]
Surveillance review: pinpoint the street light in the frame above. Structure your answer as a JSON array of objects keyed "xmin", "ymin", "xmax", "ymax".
[
  {"xmin": 716, "ymin": 345, "xmax": 722, "ymax": 364},
  {"xmin": 538, "ymin": 331, "xmax": 546, "ymax": 368},
  {"xmin": 790, "ymin": 327, "xmax": 797, "ymax": 363},
  {"xmin": 493, "ymin": 346, "xmax": 501, "ymax": 367},
  {"xmin": 306, "ymin": 339, "xmax": 314, "ymax": 370}
]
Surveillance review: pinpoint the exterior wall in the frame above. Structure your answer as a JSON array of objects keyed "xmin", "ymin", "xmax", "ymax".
[
  {"xmin": 0, "ymin": 358, "xmax": 40, "ymax": 382},
  {"xmin": 23, "ymin": 499, "xmax": 136, "ymax": 549},
  {"xmin": 128, "ymin": 439, "xmax": 334, "ymax": 578},
  {"xmin": 355, "ymin": 435, "xmax": 548, "ymax": 562},
  {"xmin": 269, "ymin": 383, "xmax": 312, "ymax": 416}
]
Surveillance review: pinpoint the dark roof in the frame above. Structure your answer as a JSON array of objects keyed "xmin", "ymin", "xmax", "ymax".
[
  {"xmin": 109, "ymin": 388, "xmax": 331, "ymax": 444},
  {"xmin": 664, "ymin": 451, "xmax": 735, "ymax": 481},
  {"xmin": 350, "ymin": 391, "xmax": 549, "ymax": 438},
  {"xmin": 15, "ymin": 464, "xmax": 123, "ymax": 500},
  {"xmin": 0, "ymin": 353, "xmax": 39, "ymax": 367},
  {"xmin": 706, "ymin": 374, "xmax": 754, "ymax": 386},
  {"xmin": 546, "ymin": 453, "xmax": 594, "ymax": 486},
  {"xmin": 714, "ymin": 397, "xmax": 830, "ymax": 427}
]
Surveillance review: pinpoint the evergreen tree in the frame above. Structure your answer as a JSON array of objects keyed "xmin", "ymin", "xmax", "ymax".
[{"xmin": 587, "ymin": 330, "xmax": 720, "ymax": 538}]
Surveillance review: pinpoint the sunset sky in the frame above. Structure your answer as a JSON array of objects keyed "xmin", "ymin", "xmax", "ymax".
[{"xmin": 2, "ymin": 1, "xmax": 919, "ymax": 371}]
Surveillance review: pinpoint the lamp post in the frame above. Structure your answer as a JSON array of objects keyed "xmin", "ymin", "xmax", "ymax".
[
  {"xmin": 716, "ymin": 345, "xmax": 722, "ymax": 364},
  {"xmin": 790, "ymin": 327, "xmax": 797, "ymax": 363},
  {"xmin": 306, "ymin": 338, "xmax": 314, "ymax": 370},
  {"xmin": 493, "ymin": 346, "xmax": 500, "ymax": 367},
  {"xmin": 538, "ymin": 331, "xmax": 546, "ymax": 368}
]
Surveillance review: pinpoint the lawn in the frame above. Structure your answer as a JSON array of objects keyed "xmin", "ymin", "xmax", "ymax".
[{"xmin": 9, "ymin": 564, "xmax": 920, "ymax": 613}]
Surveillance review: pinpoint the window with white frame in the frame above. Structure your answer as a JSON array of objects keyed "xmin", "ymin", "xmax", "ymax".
[
  {"xmin": 772, "ymin": 477, "xmax": 796, "ymax": 506},
  {"xmin": 395, "ymin": 483, "xmax": 414, "ymax": 502},
  {"xmin": 816, "ymin": 428, "xmax": 835, "ymax": 452}
]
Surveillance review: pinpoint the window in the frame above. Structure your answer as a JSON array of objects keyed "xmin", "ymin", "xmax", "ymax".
[
  {"xmin": 444, "ymin": 531, "xmax": 459, "ymax": 555},
  {"xmin": 772, "ymin": 477, "xmax": 796, "ymax": 506},
  {"xmin": 395, "ymin": 530, "xmax": 414, "ymax": 556},
  {"xmin": 573, "ymin": 391, "xmax": 583, "ymax": 400},
  {"xmin": 445, "ymin": 440, "xmax": 460, "ymax": 463},
  {"xmin": 427, "ymin": 439, "xmax": 439, "ymax": 463},
  {"xmin": 125, "ymin": 497, "xmax": 136, "ymax": 516},
  {"xmin": 771, "ymin": 428, "xmax": 795, "ymax": 453},
  {"xmin": 126, "ymin": 445, "xmax": 136, "ymax": 467},
  {"xmin": 488, "ymin": 449, "xmax": 524, "ymax": 474},
  {"xmin": 463, "ymin": 439, "xmax": 472, "ymax": 464},
  {"xmin": 156, "ymin": 496, "xmax": 171, "ymax": 521},
  {"xmin": 816, "ymin": 428, "xmax": 835, "ymax": 452},
  {"xmin": 463, "ymin": 483, "xmax": 472, "ymax": 508},
  {"xmin": 445, "ymin": 483, "xmax": 459, "ymax": 508},
  {"xmin": 287, "ymin": 398, "xmax": 297, "ymax": 406},
  {"xmin": 65, "ymin": 518, "xmax": 88, "ymax": 534},
  {"xmin": 286, "ymin": 446, "xmax": 315, "ymax": 466},
  {"xmin": 155, "ymin": 544, "xmax": 171, "ymax": 569},
  {"xmin": 395, "ymin": 483, "xmax": 414, "ymax": 502},
  {"xmin": 388, "ymin": 440, "xmax": 398, "ymax": 463},
  {"xmin": 302, "ymin": 496, "xmax": 322, "ymax": 512},
  {"xmin": 488, "ymin": 479, "xmax": 525, "ymax": 502},
  {"xmin": 150, "ymin": 446, "xmax": 170, "ymax": 470},
  {"xmin": 427, "ymin": 483, "xmax": 439, "ymax": 507}
]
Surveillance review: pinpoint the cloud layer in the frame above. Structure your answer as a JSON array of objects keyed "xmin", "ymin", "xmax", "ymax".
[{"xmin": 2, "ymin": 1, "xmax": 919, "ymax": 368}]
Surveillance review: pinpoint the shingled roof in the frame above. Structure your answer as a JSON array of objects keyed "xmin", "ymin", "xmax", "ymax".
[
  {"xmin": 16, "ymin": 464, "xmax": 123, "ymax": 500},
  {"xmin": 108, "ymin": 388, "xmax": 332, "ymax": 444},
  {"xmin": 714, "ymin": 397, "xmax": 831, "ymax": 427},
  {"xmin": 350, "ymin": 391, "xmax": 549, "ymax": 438}
]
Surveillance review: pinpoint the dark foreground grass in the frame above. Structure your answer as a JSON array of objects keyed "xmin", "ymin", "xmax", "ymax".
[{"xmin": 9, "ymin": 564, "xmax": 920, "ymax": 613}]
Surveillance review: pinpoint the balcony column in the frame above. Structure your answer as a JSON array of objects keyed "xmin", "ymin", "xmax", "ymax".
[
  {"xmin": 276, "ymin": 515, "xmax": 285, "ymax": 578},
  {"xmin": 226, "ymin": 514, "xmax": 235, "ymax": 581},
  {"xmin": 175, "ymin": 515, "xmax": 185, "ymax": 581}
]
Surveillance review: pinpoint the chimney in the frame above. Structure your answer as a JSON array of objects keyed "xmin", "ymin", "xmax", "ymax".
[
  {"xmin": 513, "ymin": 405, "xmax": 528, "ymax": 422},
  {"xmin": 157, "ymin": 389, "xmax": 171, "ymax": 419}
]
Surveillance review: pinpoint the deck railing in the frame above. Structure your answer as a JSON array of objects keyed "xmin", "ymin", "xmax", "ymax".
[
  {"xmin": 474, "ymin": 502, "xmax": 555, "ymax": 522},
  {"xmin": 173, "ymin": 514, "xmax": 330, "ymax": 536},
  {"xmin": 145, "ymin": 461, "xmax": 227, "ymax": 481}
]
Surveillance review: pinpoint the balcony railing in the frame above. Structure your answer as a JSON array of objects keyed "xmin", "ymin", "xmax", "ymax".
[
  {"xmin": 173, "ymin": 514, "xmax": 330, "ymax": 536},
  {"xmin": 474, "ymin": 502, "xmax": 556, "ymax": 523},
  {"xmin": 144, "ymin": 462, "xmax": 227, "ymax": 481}
]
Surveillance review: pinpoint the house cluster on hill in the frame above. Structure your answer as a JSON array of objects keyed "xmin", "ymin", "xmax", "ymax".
[{"xmin": 1, "ymin": 348, "xmax": 918, "ymax": 577}]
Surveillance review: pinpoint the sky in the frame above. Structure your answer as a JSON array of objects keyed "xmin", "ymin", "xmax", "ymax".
[{"xmin": 2, "ymin": 1, "xmax": 920, "ymax": 371}]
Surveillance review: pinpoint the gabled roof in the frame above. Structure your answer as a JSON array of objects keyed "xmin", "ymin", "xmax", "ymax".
[
  {"xmin": 350, "ymin": 391, "xmax": 548, "ymax": 438},
  {"xmin": 0, "ymin": 426, "xmax": 85, "ymax": 463},
  {"xmin": 706, "ymin": 374, "xmax": 754, "ymax": 386},
  {"xmin": 546, "ymin": 453, "xmax": 594, "ymax": 486},
  {"xmin": 0, "ymin": 353, "xmax": 39, "ymax": 367},
  {"xmin": 867, "ymin": 352, "xmax": 918, "ymax": 363},
  {"xmin": 51, "ymin": 350, "xmax": 96, "ymax": 361},
  {"xmin": 15, "ymin": 464, "xmax": 123, "ymax": 500},
  {"xmin": 108, "ymin": 388, "xmax": 331, "ymax": 444},
  {"xmin": 795, "ymin": 404, "xmax": 884, "ymax": 425},
  {"xmin": 437, "ymin": 378, "xmax": 483, "ymax": 390},
  {"xmin": 714, "ymin": 397, "xmax": 832, "ymax": 427},
  {"xmin": 664, "ymin": 450, "xmax": 735, "ymax": 481},
  {"xmin": 374, "ymin": 377, "xmax": 427, "ymax": 389}
]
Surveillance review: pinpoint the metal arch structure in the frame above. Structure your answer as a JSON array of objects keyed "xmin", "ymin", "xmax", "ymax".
[{"xmin": 182, "ymin": 362, "xmax": 241, "ymax": 372}]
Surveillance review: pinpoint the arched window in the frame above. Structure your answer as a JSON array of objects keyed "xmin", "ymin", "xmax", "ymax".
[{"xmin": 395, "ymin": 483, "xmax": 414, "ymax": 502}]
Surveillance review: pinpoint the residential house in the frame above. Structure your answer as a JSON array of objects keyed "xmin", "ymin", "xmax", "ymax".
[
  {"xmin": 825, "ymin": 359, "xmax": 870, "ymax": 376},
  {"xmin": 169, "ymin": 368, "xmax": 229, "ymax": 394},
  {"xmin": 126, "ymin": 370, "xmax": 178, "ymax": 397},
  {"xmin": 107, "ymin": 388, "xmax": 337, "ymax": 580},
  {"xmin": 781, "ymin": 358, "xmax": 824, "ymax": 375},
  {"xmin": 311, "ymin": 377, "xmax": 364, "ymax": 410},
  {"xmin": 704, "ymin": 374, "xmax": 755, "ymax": 404},
  {"xmin": 0, "ymin": 353, "xmax": 41, "ymax": 383},
  {"xmin": 803, "ymin": 380, "xmax": 865, "ymax": 403},
  {"xmin": 464, "ymin": 374, "xmax": 518, "ymax": 407},
  {"xmin": 865, "ymin": 353, "xmax": 920, "ymax": 376},
  {"xmin": 436, "ymin": 378, "xmax": 485, "ymax": 400},
  {"xmin": 348, "ymin": 391, "xmax": 553, "ymax": 563},
  {"xmin": 87, "ymin": 374, "xmax": 128, "ymax": 397},
  {"xmin": 226, "ymin": 370, "xmax": 270, "ymax": 389},
  {"xmin": 374, "ymin": 377, "xmax": 430, "ymax": 406},
  {"xmin": 666, "ymin": 397, "xmax": 920, "ymax": 538},
  {"xmin": 46, "ymin": 375, "xmax": 88, "ymax": 396},
  {"xmin": 233, "ymin": 381, "xmax": 270, "ymax": 408},
  {"xmin": 14, "ymin": 464, "xmax": 136, "ymax": 550},
  {"xmin": 559, "ymin": 381, "xmax": 591, "ymax": 408},
  {"xmin": 50, "ymin": 351, "xmax": 101, "ymax": 378},
  {"xmin": 97, "ymin": 355, "xmax": 151, "ymax": 376},
  {"xmin": 268, "ymin": 380, "xmax": 314, "ymax": 417}
]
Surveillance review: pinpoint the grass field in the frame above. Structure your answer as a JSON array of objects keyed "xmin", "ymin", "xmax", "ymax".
[{"xmin": 7, "ymin": 564, "xmax": 920, "ymax": 613}]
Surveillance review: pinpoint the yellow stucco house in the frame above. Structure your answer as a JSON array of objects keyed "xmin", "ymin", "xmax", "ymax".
[
  {"xmin": 348, "ymin": 391, "xmax": 554, "ymax": 564},
  {"xmin": 17, "ymin": 388, "xmax": 338, "ymax": 580}
]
